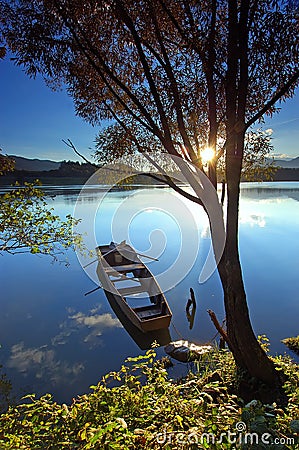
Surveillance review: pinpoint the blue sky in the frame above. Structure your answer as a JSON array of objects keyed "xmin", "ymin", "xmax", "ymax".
[
  {"xmin": 0, "ymin": 57, "xmax": 96, "ymax": 162},
  {"xmin": 1, "ymin": 56, "xmax": 299, "ymax": 162}
]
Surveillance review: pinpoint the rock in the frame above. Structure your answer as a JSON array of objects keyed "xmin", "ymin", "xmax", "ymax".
[
  {"xmin": 164, "ymin": 340, "xmax": 213, "ymax": 362},
  {"xmin": 203, "ymin": 371, "xmax": 223, "ymax": 384}
]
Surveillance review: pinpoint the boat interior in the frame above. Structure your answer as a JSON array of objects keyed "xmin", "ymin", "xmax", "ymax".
[{"xmin": 98, "ymin": 243, "xmax": 168, "ymax": 315}]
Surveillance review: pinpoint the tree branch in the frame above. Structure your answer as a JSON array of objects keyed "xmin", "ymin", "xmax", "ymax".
[
  {"xmin": 148, "ymin": 0, "xmax": 198, "ymax": 163},
  {"xmin": 245, "ymin": 68, "xmax": 299, "ymax": 130},
  {"xmin": 54, "ymin": 1, "xmax": 163, "ymax": 139},
  {"xmin": 94, "ymin": 104, "xmax": 206, "ymax": 208},
  {"xmin": 113, "ymin": 0, "xmax": 178, "ymax": 155},
  {"xmin": 207, "ymin": 309, "xmax": 230, "ymax": 346},
  {"xmin": 62, "ymin": 139, "xmax": 99, "ymax": 167}
]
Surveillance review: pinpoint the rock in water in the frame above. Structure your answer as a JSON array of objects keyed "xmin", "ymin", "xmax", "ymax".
[{"xmin": 164, "ymin": 340, "xmax": 213, "ymax": 362}]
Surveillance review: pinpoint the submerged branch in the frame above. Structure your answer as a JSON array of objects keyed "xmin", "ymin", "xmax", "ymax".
[{"xmin": 207, "ymin": 309, "xmax": 230, "ymax": 347}]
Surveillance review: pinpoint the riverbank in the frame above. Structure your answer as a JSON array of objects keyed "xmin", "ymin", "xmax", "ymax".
[{"xmin": 0, "ymin": 347, "xmax": 298, "ymax": 449}]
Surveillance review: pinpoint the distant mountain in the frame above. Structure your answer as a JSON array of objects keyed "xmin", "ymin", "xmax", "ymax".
[
  {"xmin": 9, "ymin": 155, "xmax": 61, "ymax": 172},
  {"xmin": 272, "ymin": 157, "xmax": 299, "ymax": 168},
  {"xmin": 5, "ymin": 154, "xmax": 299, "ymax": 174}
]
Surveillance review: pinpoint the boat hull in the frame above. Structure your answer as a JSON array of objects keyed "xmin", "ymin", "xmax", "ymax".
[{"xmin": 104, "ymin": 290, "xmax": 171, "ymax": 332}]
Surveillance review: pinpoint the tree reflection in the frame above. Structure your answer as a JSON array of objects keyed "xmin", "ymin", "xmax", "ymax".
[
  {"xmin": 0, "ymin": 365, "xmax": 12, "ymax": 413},
  {"xmin": 186, "ymin": 288, "xmax": 197, "ymax": 331}
]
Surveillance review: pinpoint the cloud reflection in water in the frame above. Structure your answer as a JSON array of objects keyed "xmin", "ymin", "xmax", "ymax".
[
  {"xmin": 7, "ymin": 342, "xmax": 84, "ymax": 385},
  {"xmin": 240, "ymin": 213, "xmax": 266, "ymax": 228},
  {"xmin": 52, "ymin": 306, "xmax": 122, "ymax": 349},
  {"xmin": 7, "ymin": 307, "xmax": 122, "ymax": 385}
]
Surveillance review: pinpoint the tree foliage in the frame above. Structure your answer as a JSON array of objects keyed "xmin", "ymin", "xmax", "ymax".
[
  {"xmin": 282, "ymin": 336, "xmax": 299, "ymax": 357},
  {"xmin": 94, "ymin": 123, "xmax": 278, "ymax": 182},
  {"xmin": 0, "ymin": 150, "xmax": 83, "ymax": 261},
  {"xmin": 242, "ymin": 129, "xmax": 277, "ymax": 181},
  {"xmin": 0, "ymin": 182, "xmax": 82, "ymax": 261},
  {"xmin": 0, "ymin": 46, "xmax": 5, "ymax": 59},
  {"xmin": 94, "ymin": 124, "xmax": 163, "ymax": 165},
  {"xmin": 215, "ymin": 128, "xmax": 277, "ymax": 182}
]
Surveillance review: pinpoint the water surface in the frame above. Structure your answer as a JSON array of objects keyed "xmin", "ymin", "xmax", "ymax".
[{"xmin": 0, "ymin": 182, "xmax": 298, "ymax": 404}]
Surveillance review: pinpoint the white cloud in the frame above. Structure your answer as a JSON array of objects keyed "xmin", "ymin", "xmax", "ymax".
[{"xmin": 267, "ymin": 152, "xmax": 293, "ymax": 160}]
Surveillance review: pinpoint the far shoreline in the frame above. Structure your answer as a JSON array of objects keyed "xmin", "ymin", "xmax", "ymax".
[{"xmin": 1, "ymin": 167, "xmax": 299, "ymax": 186}]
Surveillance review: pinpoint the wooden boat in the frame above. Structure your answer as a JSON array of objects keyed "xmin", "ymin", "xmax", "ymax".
[
  {"xmin": 96, "ymin": 241, "xmax": 172, "ymax": 332},
  {"xmin": 104, "ymin": 291, "xmax": 171, "ymax": 350}
]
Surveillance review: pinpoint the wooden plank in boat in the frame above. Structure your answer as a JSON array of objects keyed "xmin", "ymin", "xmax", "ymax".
[
  {"xmin": 118, "ymin": 285, "xmax": 148, "ymax": 296},
  {"xmin": 134, "ymin": 307, "xmax": 162, "ymax": 319},
  {"xmin": 104, "ymin": 263, "xmax": 145, "ymax": 274}
]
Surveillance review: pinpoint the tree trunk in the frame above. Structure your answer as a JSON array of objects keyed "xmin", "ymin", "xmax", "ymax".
[
  {"xmin": 216, "ymin": 135, "xmax": 282, "ymax": 398},
  {"xmin": 214, "ymin": 0, "xmax": 283, "ymax": 399}
]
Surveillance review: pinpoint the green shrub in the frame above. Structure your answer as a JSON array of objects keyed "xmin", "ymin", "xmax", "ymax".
[{"xmin": 0, "ymin": 348, "xmax": 298, "ymax": 449}]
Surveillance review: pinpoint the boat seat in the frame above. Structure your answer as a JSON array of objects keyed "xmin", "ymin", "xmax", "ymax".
[
  {"xmin": 141, "ymin": 313, "xmax": 163, "ymax": 320},
  {"xmin": 104, "ymin": 263, "xmax": 144, "ymax": 274},
  {"xmin": 118, "ymin": 285, "xmax": 148, "ymax": 296},
  {"xmin": 134, "ymin": 307, "xmax": 162, "ymax": 319}
]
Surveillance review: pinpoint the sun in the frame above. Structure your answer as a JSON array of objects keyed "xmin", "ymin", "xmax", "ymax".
[{"xmin": 201, "ymin": 147, "xmax": 215, "ymax": 164}]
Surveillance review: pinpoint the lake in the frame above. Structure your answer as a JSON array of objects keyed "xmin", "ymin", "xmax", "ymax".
[{"xmin": 0, "ymin": 182, "xmax": 298, "ymax": 405}]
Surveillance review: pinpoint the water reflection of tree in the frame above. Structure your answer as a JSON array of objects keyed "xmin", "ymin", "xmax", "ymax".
[
  {"xmin": 0, "ymin": 366, "xmax": 12, "ymax": 413},
  {"xmin": 241, "ymin": 187, "xmax": 299, "ymax": 202},
  {"xmin": 186, "ymin": 288, "xmax": 197, "ymax": 331}
]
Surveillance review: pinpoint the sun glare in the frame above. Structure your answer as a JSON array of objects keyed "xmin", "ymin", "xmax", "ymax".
[{"xmin": 201, "ymin": 147, "xmax": 215, "ymax": 164}]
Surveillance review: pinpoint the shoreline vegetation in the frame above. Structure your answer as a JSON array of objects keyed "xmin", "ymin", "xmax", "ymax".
[
  {"xmin": 0, "ymin": 343, "xmax": 298, "ymax": 449},
  {"xmin": 1, "ymin": 161, "xmax": 299, "ymax": 186},
  {"xmin": 282, "ymin": 337, "xmax": 299, "ymax": 357}
]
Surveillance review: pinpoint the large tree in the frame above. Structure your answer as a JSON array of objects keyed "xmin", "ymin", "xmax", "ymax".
[{"xmin": 1, "ymin": 0, "xmax": 299, "ymax": 397}]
